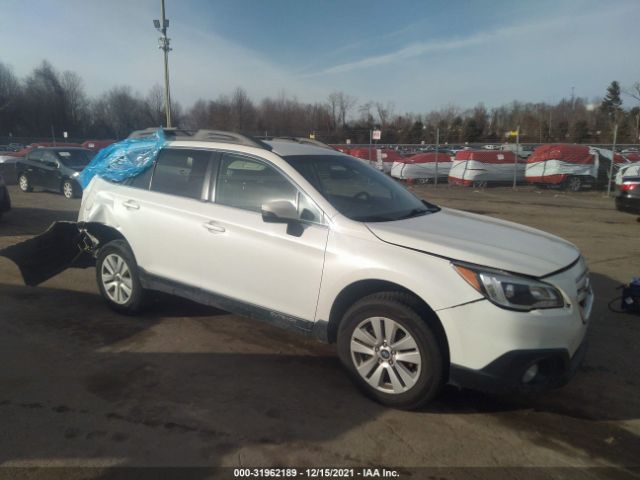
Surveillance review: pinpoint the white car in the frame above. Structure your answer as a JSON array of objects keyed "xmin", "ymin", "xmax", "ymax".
[{"xmin": 62, "ymin": 131, "xmax": 593, "ymax": 409}]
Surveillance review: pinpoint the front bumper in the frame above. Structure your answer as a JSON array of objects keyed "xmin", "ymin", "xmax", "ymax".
[
  {"xmin": 449, "ymin": 338, "xmax": 588, "ymax": 394},
  {"xmin": 439, "ymin": 257, "xmax": 592, "ymax": 394}
]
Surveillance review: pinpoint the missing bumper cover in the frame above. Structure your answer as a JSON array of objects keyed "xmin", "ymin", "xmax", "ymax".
[{"xmin": 0, "ymin": 221, "xmax": 97, "ymax": 286}]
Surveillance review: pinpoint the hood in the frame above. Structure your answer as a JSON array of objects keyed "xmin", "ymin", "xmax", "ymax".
[{"xmin": 366, "ymin": 208, "xmax": 579, "ymax": 277}]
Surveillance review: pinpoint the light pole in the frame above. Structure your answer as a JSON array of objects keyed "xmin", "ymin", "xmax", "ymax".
[
  {"xmin": 606, "ymin": 124, "xmax": 618, "ymax": 197},
  {"xmin": 154, "ymin": 0, "xmax": 172, "ymax": 127}
]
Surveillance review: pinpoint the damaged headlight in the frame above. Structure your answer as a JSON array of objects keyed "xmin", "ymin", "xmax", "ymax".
[{"xmin": 453, "ymin": 263, "xmax": 564, "ymax": 311}]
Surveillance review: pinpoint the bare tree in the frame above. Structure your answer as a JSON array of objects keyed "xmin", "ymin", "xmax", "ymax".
[
  {"xmin": 375, "ymin": 101, "xmax": 395, "ymax": 128},
  {"xmin": 145, "ymin": 84, "xmax": 165, "ymax": 127}
]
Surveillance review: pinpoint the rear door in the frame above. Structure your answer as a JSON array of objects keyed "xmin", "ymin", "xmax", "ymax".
[
  {"xmin": 23, "ymin": 150, "xmax": 44, "ymax": 186},
  {"xmin": 112, "ymin": 147, "xmax": 219, "ymax": 287}
]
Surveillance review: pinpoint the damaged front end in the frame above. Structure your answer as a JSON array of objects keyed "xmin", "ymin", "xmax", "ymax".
[{"xmin": 0, "ymin": 221, "xmax": 100, "ymax": 286}]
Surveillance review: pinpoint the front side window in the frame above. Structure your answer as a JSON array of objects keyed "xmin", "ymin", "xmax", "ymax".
[
  {"xmin": 284, "ymin": 155, "xmax": 439, "ymax": 222},
  {"xmin": 215, "ymin": 153, "xmax": 322, "ymax": 222},
  {"xmin": 41, "ymin": 151, "xmax": 59, "ymax": 165},
  {"xmin": 55, "ymin": 149, "xmax": 92, "ymax": 169},
  {"xmin": 150, "ymin": 148, "xmax": 211, "ymax": 199},
  {"xmin": 27, "ymin": 149, "xmax": 44, "ymax": 162}
]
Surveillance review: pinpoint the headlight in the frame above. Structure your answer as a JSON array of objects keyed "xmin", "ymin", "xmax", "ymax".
[
  {"xmin": 453, "ymin": 263, "xmax": 564, "ymax": 311},
  {"xmin": 72, "ymin": 172, "xmax": 80, "ymax": 177}
]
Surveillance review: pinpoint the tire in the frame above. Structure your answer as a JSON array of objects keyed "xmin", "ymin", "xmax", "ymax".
[
  {"xmin": 96, "ymin": 240, "xmax": 146, "ymax": 314},
  {"xmin": 565, "ymin": 176, "xmax": 582, "ymax": 192},
  {"xmin": 337, "ymin": 292, "xmax": 445, "ymax": 410},
  {"xmin": 473, "ymin": 180, "xmax": 487, "ymax": 188},
  {"xmin": 18, "ymin": 173, "xmax": 32, "ymax": 192},
  {"xmin": 62, "ymin": 178, "xmax": 79, "ymax": 199}
]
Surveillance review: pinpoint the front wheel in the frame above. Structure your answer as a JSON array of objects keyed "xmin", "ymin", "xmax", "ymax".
[
  {"xmin": 96, "ymin": 240, "xmax": 146, "ymax": 314},
  {"xmin": 62, "ymin": 179, "xmax": 79, "ymax": 199},
  {"xmin": 337, "ymin": 292, "xmax": 445, "ymax": 410}
]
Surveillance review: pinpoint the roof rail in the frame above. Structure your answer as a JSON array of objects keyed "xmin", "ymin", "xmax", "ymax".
[
  {"xmin": 127, "ymin": 128, "xmax": 272, "ymax": 150},
  {"xmin": 258, "ymin": 136, "xmax": 335, "ymax": 151},
  {"xmin": 192, "ymin": 130, "xmax": 272, "ymax": 150},
  {"xmin": 127, "ymin": 127, "xmax": 194, "ymax": 139}
]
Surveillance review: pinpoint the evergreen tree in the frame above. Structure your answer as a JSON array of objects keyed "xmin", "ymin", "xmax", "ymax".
[{"xmin": 601, "ymin": 81, "xmax": 622, "ymax": 120}]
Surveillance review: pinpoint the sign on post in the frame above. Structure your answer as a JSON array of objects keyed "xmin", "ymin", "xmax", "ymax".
[{"xmin": 372, "ymin": 130, "xmax": 382, "ymax": 141}]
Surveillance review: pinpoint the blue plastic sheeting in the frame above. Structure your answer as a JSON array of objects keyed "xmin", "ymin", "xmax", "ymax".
[{"xmin": 79, "ymin": 129, "xmax": 166, "ymax": 188}]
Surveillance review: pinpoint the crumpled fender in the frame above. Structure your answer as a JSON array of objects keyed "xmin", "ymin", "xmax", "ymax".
[{"xmin": 0, "ymin": 221, "xmax": 96, "ymax": 286}]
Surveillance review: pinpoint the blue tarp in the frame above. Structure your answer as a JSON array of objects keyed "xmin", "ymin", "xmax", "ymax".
[{"xmin": 79, "ymin": 129, "xmax": 166, "ymax": 188}]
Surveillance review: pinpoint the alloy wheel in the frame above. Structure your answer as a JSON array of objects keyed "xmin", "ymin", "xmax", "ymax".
[
  {"xmin": 350, "ymin": 316, "xmax": 422, "ymax": 394},
  {"xmin": 100, "ymin": 253, "xmax": 133, "ymax": 305},
  {"xmin": 63, "ymin": 181, "xmax": 73, "ymax": 198}
]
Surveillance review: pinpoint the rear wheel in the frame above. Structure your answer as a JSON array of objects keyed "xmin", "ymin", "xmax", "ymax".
[
  {"xmin": 96, "ymin": 240, "xmax": 146, "ymax": 314},
  {"xmin": 18, "ymin": 174, "xmax": 32, "ymax": 192},
  {"xmin": 337, "ymin": 292, "xmax": 445, "ymax": 410},
  {"xmin": 565, "ymin": 176, "xmax": 582, "ymax": 192}
]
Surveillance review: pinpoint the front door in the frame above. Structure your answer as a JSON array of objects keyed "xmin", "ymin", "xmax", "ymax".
[{"xmin": 199, "ymin": 152, "xmax": 329, "ymax": 322}]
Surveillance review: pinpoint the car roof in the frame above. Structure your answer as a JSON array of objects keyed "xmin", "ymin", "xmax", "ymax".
[{"xmin": 263, "ymin": 140, "xmax": 344, "ymax": 157}]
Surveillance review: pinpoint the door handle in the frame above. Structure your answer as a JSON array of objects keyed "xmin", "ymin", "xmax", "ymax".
[
  {"xmin": 123, "ymin": 200, "xmax": 140, "ymax": 210},
  {"xmin": 203, "ymin": 221, "xmax": 225, "ymax": 233}
]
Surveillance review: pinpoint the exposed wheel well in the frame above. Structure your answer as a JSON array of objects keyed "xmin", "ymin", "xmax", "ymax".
[
  {"xmin": 83, "ymin": 222, "xmax": 126, "ymax": 249},
  {"xmin": 327, "ymin": 279, "xmax": 449, "ymax": 365}
]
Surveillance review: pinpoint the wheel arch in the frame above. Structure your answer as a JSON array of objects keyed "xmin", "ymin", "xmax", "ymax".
[
  {"xmin": 83, "ymin": 222, "xmax": 127, "ymax": 250},
  {"xmin": 326, "ymin": 279, "xmax": 450, "ymax": 365}
]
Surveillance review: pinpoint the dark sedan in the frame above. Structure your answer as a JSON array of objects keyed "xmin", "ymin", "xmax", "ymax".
[
  {"xmin": 615, "ymin": 176, "xmax": 640, "ymax": 214},
  {"xmin": 16, "ymin": 147, "xmax": 94, "ymax": 199}
]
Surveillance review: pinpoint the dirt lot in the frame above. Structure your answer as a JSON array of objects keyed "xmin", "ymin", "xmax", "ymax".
[{"xmin": 0, "ymin": 183, "xmax": 639, "ymax": 478}]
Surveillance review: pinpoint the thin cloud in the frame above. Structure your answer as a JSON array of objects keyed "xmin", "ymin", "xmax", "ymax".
[{"xmin": 305, "ymin": 5, "xmax": 635, "ymax": 77}]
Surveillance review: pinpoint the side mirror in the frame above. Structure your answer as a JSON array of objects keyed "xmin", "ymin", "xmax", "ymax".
[
  {"xmin": 261, "ymin": 200, "xmax": 299, "ymax": 223},
  {"xmin": 45, "ymin": 160, "xmax": 59, "ymax": 168}
]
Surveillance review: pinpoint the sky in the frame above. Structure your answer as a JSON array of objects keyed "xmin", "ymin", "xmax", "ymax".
[{"xmin": 1, "ymin": 0, "xmax": 639, "ymax": 113}]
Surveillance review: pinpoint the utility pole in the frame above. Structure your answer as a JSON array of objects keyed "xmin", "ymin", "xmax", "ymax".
[
  {"xmin": 513, "ymin": 126, "xmax": 520, "ymax": 190},
  {"xmin": 154, "ymin": 0, "xmax": 172, "ymax": 127},
  {"xmin": 607, "ymin": 124, "xmax": 618, "ymax": 197},
  {"xmin": 434, "ymin": 128, "xmax": 440, "ymax": 188}
]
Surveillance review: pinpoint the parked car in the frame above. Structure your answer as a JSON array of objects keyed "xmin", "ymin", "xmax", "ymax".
[
  {"xmin": 3, "ymin": 129, "xmax": 593, "ymax": 409},
  {"xmin": 16, "ymin": 147, "xmax": 94, "ymax": 198},
  {"xmin": 0, "ymin": 174, "xmax": 10, "ymax": 219},
  {"xmin": 615, "ymin": 175, "xmax": 640, "ymax": 214}
]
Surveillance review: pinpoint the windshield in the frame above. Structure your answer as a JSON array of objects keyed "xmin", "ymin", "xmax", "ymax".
[
  {"xmin": 55, "ymin": 150, "xmax": 93, "ymax": 169},
  {"xmin": 284, "ymin": 154, "xmax": 439, "ymax": 222}
]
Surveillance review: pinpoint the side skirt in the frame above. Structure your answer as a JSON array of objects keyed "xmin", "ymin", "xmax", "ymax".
[{"xmin": 138, "ymin": 268, "xmax": 329, "ymax": 342}]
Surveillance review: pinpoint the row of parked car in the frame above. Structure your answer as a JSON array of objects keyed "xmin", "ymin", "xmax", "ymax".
[{"xmin": 0, "ymin": 140, "xmax": 116, "ymax": 199}]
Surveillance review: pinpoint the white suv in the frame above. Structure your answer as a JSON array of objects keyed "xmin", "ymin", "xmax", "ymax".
[{"xmin": 77, "ymin": 130, "xmax": 592, "ymax": 409}]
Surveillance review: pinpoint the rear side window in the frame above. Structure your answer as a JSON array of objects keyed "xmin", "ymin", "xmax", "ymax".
[
  {"xmin": 128, "ymin": 166, "xmax": 154, "ymax": 190},
  {"xmin": 27, "ymin": 150, "xmax": 44, "ymax": 162},
  {"xmin": 150, "ymin": 149, "xmax": 211, "ymax": 199}
]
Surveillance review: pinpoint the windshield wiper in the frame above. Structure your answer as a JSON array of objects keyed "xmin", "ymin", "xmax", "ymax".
[{"xmin": 396, "ymin": 208, "xmax": 432, "ymax": 220}]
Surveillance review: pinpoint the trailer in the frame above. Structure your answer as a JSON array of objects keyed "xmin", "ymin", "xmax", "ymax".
[
  {"xmin": 391, "ymin": 152, "xmax": 452, "ymax": 182},
  {"xmin": 448, "ymin": 150, "xmax": 523, "ymax": 186}
]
